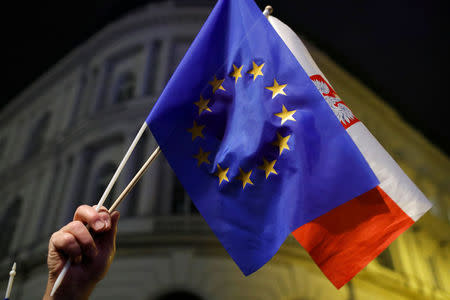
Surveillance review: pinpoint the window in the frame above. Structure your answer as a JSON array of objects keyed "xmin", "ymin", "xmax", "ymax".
[
  {"xmin": 0, "ymin": 137, "xmax": 6, "ymax": 161},
  {"xmin": 146, "ymin": 40, "xmax": 162, "ymax": 96},
  {"xmin": 91, "ymin": 162, "xmax": 117, "ymax": 208},
  {"xmin": 172, "ymin": 176, "xmax": 199, "ymax": 215},
  {"xmin": 23, "ymin": 112, "xmax": 51, "ymax": 159},
  {"xmin": 0, "ymin": 197, "xmax": 22, "ymax": 258},
  {"xmin": 114, "ymin": 71, "xmax": 136, "ymax": 103}
]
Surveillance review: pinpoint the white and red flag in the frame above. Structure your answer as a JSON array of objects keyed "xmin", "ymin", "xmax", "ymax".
[{"xmin": 268, "ymin": 16, "xmax": 432, "ymax": 288}]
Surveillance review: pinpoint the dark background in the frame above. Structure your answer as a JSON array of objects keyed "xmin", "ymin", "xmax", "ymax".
[{"xmin": 1, "ymin": 0, "xmax": 448, "ymax": 154}]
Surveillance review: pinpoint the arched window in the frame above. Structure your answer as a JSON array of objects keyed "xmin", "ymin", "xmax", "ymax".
[
  {"xmin": 0, "ymin": 197, "xmax": 22, "ymax": 258},
  {"xmin": 91, "ymin": 162, "xmax": 117, "ymax": 207},
  {"xmin": 156, "ymin": 291, "xmax": 203, "ymax": 300},
  {"xmin": 172, "ymin": 176, "xmax": 199, "ymax": 215},
  {"xmin": 114, "ymin": 71, "xmax": 136, "ymax": 103},
  {"xmin": 0, "ymin": 137, "xmax": 7, "ymax": 162},
  {"xmin": 23, "ymin": 112, "xmax": 51, "ymax": 159}
]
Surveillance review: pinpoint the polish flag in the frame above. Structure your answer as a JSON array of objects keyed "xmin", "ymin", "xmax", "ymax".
[{"xmin": 268, "ymin": 16, "xmax": 432, "ymax": 288}]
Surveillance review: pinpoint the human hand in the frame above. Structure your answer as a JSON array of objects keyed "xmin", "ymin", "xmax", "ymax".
[{"xmin": 43, "ymin": 205, "xmax": 120, "ymax": 300}]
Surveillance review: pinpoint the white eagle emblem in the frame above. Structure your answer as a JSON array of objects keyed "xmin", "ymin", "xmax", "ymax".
[
  {"xmin": 313, "ymin": 79, "xmax": 330, "ymax": 95},
  {"xmin": 311, "ymin": 78, "xmax": 358, "ymax": 127}
]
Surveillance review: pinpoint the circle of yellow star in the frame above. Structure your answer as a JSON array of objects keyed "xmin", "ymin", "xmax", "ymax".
[
  {"xmin": 215, "ymin": 164, "xmax": 229, "ymax": 185},
  {"xmin": 209, "ymin": 75, "xmax": 226, "ymax": 93},
  {"xmin": 258, "ymin": 158, "xmax": 278, "ymax": 179},
  {"xmin": 272, "ymin": 132, "xmax": 291, "ymax": 155},
  {"xmin": 194, "ymin": 95, "xmax": 212, "ymax": 115},
  {"xmin": 236, "ymin": 168, "xmax": 253, "ymax": 189},
  {"xmin": 274, "ymin": 105, "xmax": 296, "ymax": 125},
  {"xmin": 193, "ymin": 147, "xmax": 210, "ymax": 166},
  {"xmin": 248, "ymin": 61, "xmax": 264, "ymax": 81},
  {"xmin": 265, "ymin": 79, "xmax": 287, "ymax": 99},
  {"xmin": 187, "ymin": 120, "xmax": 205, "ymax": 141},
  {"xmin": 230, "ymin": 64, "xmax": 243, "ymax": 83}
]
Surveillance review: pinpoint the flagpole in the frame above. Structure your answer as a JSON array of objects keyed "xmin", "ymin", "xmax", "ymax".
[
  {"xmin": 50, "ymin": 122, "xmax": 148, "ymax": 296},
  {"xmin": 4, "ymin": 262, "xmax": 16, "ymax": 300},
  {"xmin": 96, "ymin": 122, "xmax": 148, "ymax": 209},
  {"xmin": 108, "ymin": 146, "xmax": 161, "ymax": 213}
]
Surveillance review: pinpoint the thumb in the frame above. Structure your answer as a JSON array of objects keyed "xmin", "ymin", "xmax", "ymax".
[{"xmin": 97, "ymin": 211, "xmax": 120, "ymax": 252}]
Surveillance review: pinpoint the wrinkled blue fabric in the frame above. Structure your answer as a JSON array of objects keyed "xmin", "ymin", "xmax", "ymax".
[{"xmin": 147, "ymin": 0, "xmax": 379, "ymax": 275}]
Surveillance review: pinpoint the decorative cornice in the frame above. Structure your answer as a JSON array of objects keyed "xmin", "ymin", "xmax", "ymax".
[{"xmin": 0, "ymin": 2, "xmax": 211, "ymax": 123}]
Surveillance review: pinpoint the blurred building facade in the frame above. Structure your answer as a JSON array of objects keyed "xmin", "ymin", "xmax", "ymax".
[{"xmin": 0, "ymin": 2, "xmax": 449, "ymax": 300}]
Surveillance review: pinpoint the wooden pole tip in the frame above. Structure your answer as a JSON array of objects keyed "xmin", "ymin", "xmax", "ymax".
[
  {"xmin": 10, "ymin": 262, "xmax": 16, "ymax": 276},
  {"xmin": 263, "ymin": 5, "xmax": 273, "ymax": 18}
]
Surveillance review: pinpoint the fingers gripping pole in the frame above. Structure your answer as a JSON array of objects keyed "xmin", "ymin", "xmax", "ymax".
[
  {"xmin": 49, "ymin": 260, "xmax": 71, "ymax": 297},
  {"xmin": 50, "ymin": 122, "xmax": 148, "ymax": 297}
]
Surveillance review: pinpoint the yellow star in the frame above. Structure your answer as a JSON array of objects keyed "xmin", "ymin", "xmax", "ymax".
[
  {"xmin": 265, "ymin": 79, "xmax": 287, "ymax": 99},
  {"xmin": 274, "ymin": 105, "xmax": 296, "ymax": 125},
  {"xmin": 209, "ymin": 75, "xmax": 226, "ymax": 93},
  {"xmin": 215, "ymin": 164, "xmax": 229, "ymax": 185},
  {"xmin": 258, "ymin": 158, "xmax": 278, "ymax": 179},
  {"xmin": 247, "ymin": 61, "xmax": 264, "ymax": 80},
  {"xmin": 187, "ymin": 120, "xmax": 205, "ymax": 141},
  {"xmin": 194, "ymin": 95, "xmax": 212, "ymax": 115},
  {"xmin": 236, "ymin": 168, "xmax": 253, "ymax": 189},
  {"xmin": 193, "ymin": 147, "xmax": 210, "ymax": 166},
  {"xmin": 272, "ymin": 132, "xmax": 291, "ymax": 155},
  {"xmin": 230, "ymin": 64, "xmax": 243, "ymax": 83}
]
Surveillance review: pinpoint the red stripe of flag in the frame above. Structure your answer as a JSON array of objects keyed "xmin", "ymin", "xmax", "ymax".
[{"xmin": 292, "ymin": 186, "xmax": 414, "ymax": 288}]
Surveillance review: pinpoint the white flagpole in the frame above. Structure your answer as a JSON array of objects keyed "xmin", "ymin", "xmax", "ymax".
[
  {"xmin": 96, "ymin": 122, "xmax": 148, "ymax": 210},
  {"xmin": 50, "ymin": 121, "xmax": 148, "ymax": 296},
  {"xmin": 4, "ymin": 262, "xmax": 16, "ymax": 300},
  {"xmin": 109, "ymin": 146, "xmax": 161, "ymax": 213}
]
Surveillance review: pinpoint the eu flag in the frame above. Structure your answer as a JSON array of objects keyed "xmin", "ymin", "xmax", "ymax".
[{"xmin": 146, "ymin": 0, "xmax": 379, "ymax": 275}]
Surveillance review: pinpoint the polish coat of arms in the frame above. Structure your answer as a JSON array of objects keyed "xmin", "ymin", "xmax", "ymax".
[{"xmin": 310, "ymin": 74, "xmax": 359, "ymax": 129}]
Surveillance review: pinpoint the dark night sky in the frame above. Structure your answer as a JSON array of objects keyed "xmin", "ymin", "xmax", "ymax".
[{"xmin": 1, "ymin": 0, "xmax": 449, "ymax": 155}]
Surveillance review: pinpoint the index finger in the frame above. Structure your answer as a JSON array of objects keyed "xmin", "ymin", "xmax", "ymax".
[{"xmin": 73, "ymin": 205, "xmax": 110, "ymax": 232}]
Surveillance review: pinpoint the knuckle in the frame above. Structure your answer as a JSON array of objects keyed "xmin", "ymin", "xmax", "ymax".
[
  {"xmin": 74, "ymin": 204, "xmax": 92, "ymax": 219},
  {"xmin": 61, "ymin": 232, "xmax": 76, "ymax": 246},
  {"xmin": 97, "ymin": 205, "xmax": 108, "ymax": 212},
  {"xmin": 72, "ymin": 220, "xmax": 85, "ymax": 231},
  {"xmin": 50, "ymin": 231, "xmax": 61, "ymax": 245},
  {"xmin": 79, "ymin": 204, "xmax": 91, "ymax": 211},
  {"xmin": 74, "ymin": 205, "xmax": 84, "ymax": 215},
  {"xmin": 50, "ymin": 231, "xmax": 59, "ymax": 241}
]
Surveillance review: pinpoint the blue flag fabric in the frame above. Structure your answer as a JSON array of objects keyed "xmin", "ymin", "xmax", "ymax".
[{"xmin": 147, "ymin": 0, "xmax": 379, "ymax": 275}]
